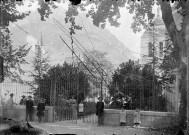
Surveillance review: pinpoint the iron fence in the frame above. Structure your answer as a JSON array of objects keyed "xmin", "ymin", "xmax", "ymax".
[
  {"xmin": 0, "ymin": 75, "xmax": 176, "ymax": 124},
  {"xmin": 109, "ymin": 83, "xmax": 176, "ymax": 112}
]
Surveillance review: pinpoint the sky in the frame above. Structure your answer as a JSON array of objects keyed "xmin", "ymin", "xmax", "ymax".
[
  {"xmin": 14, "ymin": 0, "xmax": 145, "ymax": 58},
  {"xmin": 106, "ymin": 8, "xmax": 144, "ymax": 58}
]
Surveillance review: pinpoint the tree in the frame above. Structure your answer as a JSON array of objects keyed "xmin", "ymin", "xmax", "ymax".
[
  {"xmin": 82, "ymin": 49, "xmax": 114, "ymax": 97},
  {"xmin": 0, "ymin": 1, "xmax": 31, "ymax": 83},
  {"xmin": 29, "ymin": 38, "xmax": 50, "ymax": 85},
  {"xmin": 2, "ymin": 0, "xmax": 188, "ymax": 129},
  {"xmin": 27, "ymin": 38, "xmax": 51, "ymax": 101},
  {"xmin": 35, "ymin": 62, "xmax": 90, "ymax": 105},
  {"xmin": 0, "ymin": 27, "xmax": 31, "ymax": 83},
  {"xmin": 109, "ymin": 60, "xmax": 167, "ymax": 111},
  {"xmin": 159, "ymin": 33, "xmax": 179, "ymax": 88},
  {"xmin": 71, "ymin": 0, "xmax": 187, "ymax": 128}
]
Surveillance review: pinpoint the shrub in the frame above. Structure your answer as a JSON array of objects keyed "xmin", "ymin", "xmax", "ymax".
[{"xmin": 81, "ymin": 101, "xmax": 96, "ymax": 116}]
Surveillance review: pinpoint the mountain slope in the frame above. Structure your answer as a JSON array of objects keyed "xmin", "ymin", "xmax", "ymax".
[{"xmin": 9, "ymin": 7, "xmax": 136, "ymax": 77}]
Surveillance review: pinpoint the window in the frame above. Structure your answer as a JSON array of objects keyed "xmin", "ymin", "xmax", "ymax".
[{"xmin": 159, "ymin": 42, "xmax": 163, "ymax": 57}]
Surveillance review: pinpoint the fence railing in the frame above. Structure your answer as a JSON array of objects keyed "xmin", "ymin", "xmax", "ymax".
[{"xmin": 108, "ymin": 83, "xmax": 176, "ymax": 112}]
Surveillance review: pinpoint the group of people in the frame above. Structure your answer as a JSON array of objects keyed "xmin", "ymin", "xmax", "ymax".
[
  {"xmin": 96, "ymin": 96, "xmax": 141, "ymax": 127},
  {"xmin": 4, "ymin": 93, "xmax": 46, "ymax": 123},
  {"xmin": 109, "ymin": 95, "xmax": 132, "ymax": 110},
  {"xmin": 56, "ymin": 95, "xmax": 78, "ymax": 121}
]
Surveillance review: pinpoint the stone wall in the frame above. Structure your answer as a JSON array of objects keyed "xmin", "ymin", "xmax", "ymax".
[
  {"xmin": 0, "ymin": 105, "xmax": 54, "ymax": 123},
  {"xmin": 0, "ymin": 106, "xmax": 177, "ymax": 129},
  {"xmin": 103, "ymin": 109, "xmax": 177, "ymax": 128}
]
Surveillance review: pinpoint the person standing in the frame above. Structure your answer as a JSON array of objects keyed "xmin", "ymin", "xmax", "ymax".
[
  {"xmin": 120, "ymin": 107, "xmax": 126, "ymax": 126},
  {"xmin": 79, "ymin": 101, "xmax": 84, "ymax": 120},
  {"xmin": 69, "ymin": 95, "xmax": 77, "ymax": 122},
  {"xmin": 26, "ymin": 96, "xmax": 33, "ymax": 122},
  {"xmin": 37, "ymin": 98, "xmax": 46, "ymax": 123},
  {"xmin": 19, "ymin": 95, "xmax": 26, "ymax": 105},
  {"xmin": 96, "ymin": 97, "xmax": 104, "ymax": 126},
  {"xmin": 5, "ymin": 93, "xmax": 14, "ymax": 119},
  {"xmin": 133, "ymin": 108, "xmax": 141, "ymax": 128}
]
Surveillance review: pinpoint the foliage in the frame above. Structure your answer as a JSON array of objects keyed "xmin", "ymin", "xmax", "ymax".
[
  {"xmin": 83, "ymin": 101, "xmax": 96, "ymax": 116},
  {"xmin": 0, "ymin": 1, "xmax": 31, "ymax": 83},
  {"xmin": 33, "ymin": 62, "xmax": 90, "ymax": 105},
  {"xmin": 108, "ymin": 59, "xmax": 167, "ymax": 111},
  {"xmin": 159, "ymin": 33, "xmax": 179, "ymax": 87},
  {"xmin": 0, "ymin": 1, "xmax": 28, "ymax": 27},
  {"xmin": 0, "ymin": 27, "xmax": 31, "ymax": 83},
  {"xmin": 29, "ymin": 42, "xmax": 51, "ymax": 86},
  {"xmin": 82, "ymin": 49, "xmax": 114, "ymax": 97},
  {"xmin": 2, "ymin": 0, "xmax": 189, "ymax": 129}
]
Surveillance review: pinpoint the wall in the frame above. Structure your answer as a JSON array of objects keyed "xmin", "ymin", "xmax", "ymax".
[
  {"xmin": 0, "ymin": 105, "xmax": 54, "ymax": 123},
  {"xmin": 1, "ymin": 107, "xmax": 177, "ymax": 129},
  {"xmin": 103, "ymin": 109, "xmax": 177, "ymax": 129}
]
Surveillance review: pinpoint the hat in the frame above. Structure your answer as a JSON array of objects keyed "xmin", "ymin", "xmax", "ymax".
[
  {"xmin": 28, "ymin": 95, "xmax": 32, "ymax": 98},
  {"xmin": 10, "ymin": 93, "xmax": 14, "ymax": 96},
  {"xmin": 98, "ymin": 97, "xmax": 103, "ymax": 100},
  {"xmin": 40, "ymin": 98, "xmax": 46, "ymax": 103}
]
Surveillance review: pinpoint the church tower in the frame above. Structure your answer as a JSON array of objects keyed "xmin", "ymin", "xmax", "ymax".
[{"xmin": 140, "ymin": 6, "xmax": 166, "ymax": 65}]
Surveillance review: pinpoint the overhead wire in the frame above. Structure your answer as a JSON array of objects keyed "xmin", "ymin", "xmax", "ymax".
[
  {"xmin": 60, "ymin": 36, "xmax": 98, "ymax": 80},
  {"xmin": 55, "ymin": 21, "xmax": 111, "ymax": 89},
  {"xmin": 79, "ymin": 16, "xmax": 116, "ymax": 75},
  {"xmin": 53, "ymin": 18, "xmax": 111, "ymax": 77},
  {"xmin": 53, "ymin": 18, "xmax": 116, "ymax": 96},
  {"xmin": 12, "ymin": 22, "xmax": 29, "ymax": 35},
  {"xmin": 53, "ymin": 18, "xmax": 111, "ymax": 80}
]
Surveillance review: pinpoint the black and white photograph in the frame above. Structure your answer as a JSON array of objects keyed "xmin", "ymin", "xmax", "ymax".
[{"xmin": 0, "ymin": 0, "xmax": 189, "ymax": 135}]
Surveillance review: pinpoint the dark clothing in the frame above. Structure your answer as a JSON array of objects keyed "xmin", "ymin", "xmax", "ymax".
[
  {"xmin": 26, "ymin": 100, "xmax": 34, "ymax": 111},
  {"xmin": 37, "ymin": 103, "xmax": 45, "ymax": 117},
  {"xmin": 26, "ymin": 110, "xmax": 32, "ymax": 122},
  {"xmin": 26, "ymin": 100, "xmax": 33, "ymax": 121},
  {"xmin": 19, "ymin": 99, "xmax": 26, "ymax": 105},
  {"xmin": 98, "ymin": 115, "xmax": 104, "ymax": 125},
  {"xmin": 176, "ymin": 129, "xmax": 184, "ymax": 135},
  {"xmin": 96, "ymin": 101, "xmax": 104, "ymax": 116},
  {"xmin": 96, "ymin": 101, "xmax": 104, "ymax": 125}
]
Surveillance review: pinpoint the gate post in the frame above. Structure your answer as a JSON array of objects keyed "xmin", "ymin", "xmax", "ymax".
[
  {"xmin": 75, "ymin": 68, "xmax": 79, "ymax": 124},
  {"xmin": 50, "ymin": 78, "xmax": 57, "ymax": 122},
  {"xmin": 53, "ymin": 79, "xmax": 57, "ymax": 122},
  {"xmin": 140, "ymin": 84, "xmax": 144, "ymax": 110}
]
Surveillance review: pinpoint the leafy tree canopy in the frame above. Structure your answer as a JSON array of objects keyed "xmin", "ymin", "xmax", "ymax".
[{"xmin": 34, "ymin": 62, "xmax": 90, "ymax": 105}]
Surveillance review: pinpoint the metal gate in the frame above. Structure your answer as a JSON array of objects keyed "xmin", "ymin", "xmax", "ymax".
[
  {"xmin": 52, "ymin": 68, "xmax": 79, "ymax": 122},
  {"xmin": 36, "ymin": 67, "xmax": 79, "ymax": 122}
]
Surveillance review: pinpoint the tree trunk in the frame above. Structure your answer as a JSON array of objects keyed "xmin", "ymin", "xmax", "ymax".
[{"xmin": 160, "ymin": 1, "xmax": 189, "ymax": 129}]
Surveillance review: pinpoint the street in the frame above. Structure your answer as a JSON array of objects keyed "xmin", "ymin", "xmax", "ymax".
[{"xmin": 31, "ymin": 120, "xmax": 168, "ymax": 135}]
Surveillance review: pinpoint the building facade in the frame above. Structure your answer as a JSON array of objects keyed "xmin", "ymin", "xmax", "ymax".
[
  {"xmin": 140, "ymin": 7, "xmax": 166, "ymax": 65},
  {"xmin": 140, "ymin": 6, "xmax": 180, "ymax": 113}
]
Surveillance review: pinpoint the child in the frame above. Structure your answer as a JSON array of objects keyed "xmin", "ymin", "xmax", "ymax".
[
  {"xmin": 120, "ymin": 107, "xmax": 126, "ymax": 126},
  {"xmin": 133, "ymin": 108, "xmax": 141, "ymax": 128},
  {"xmin": 37, "ymin": 98, "xmax": 46, "ymax": 123}
]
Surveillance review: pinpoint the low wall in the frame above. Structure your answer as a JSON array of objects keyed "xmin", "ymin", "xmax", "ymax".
[
  {"xmin": 0, "ymin": 105, "xmax": 54, "ymax": 123},
  {"xmin": 0, "ymin": 106, "xmax": 177, "ymax": 129},
  {"xmin": 103, "ymin": 109, "xmax": 177, "ymax": 128}
]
